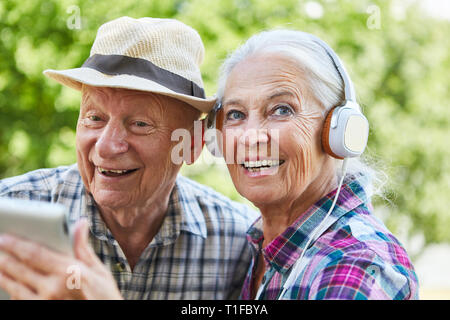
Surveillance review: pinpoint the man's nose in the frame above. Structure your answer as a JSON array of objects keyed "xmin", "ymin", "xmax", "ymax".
[{"xmin": 95, "ymin": 122, "xmax": 129, "ymax": 158}]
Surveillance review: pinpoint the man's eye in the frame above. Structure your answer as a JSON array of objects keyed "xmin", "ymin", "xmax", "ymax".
[
  {"xmin": 226, "ymin": 110, "xmax": 245, "ymax": 121},
  {"xmin": 89, "ymin": 115, "xmax": 102, "ymax": 121},
  {"xmin": 273, "ymin": 105, "xmax": 293, "ymax": 117},
  {"xmin": 131, "ymin": 121, "xmax": 154, "ymax": 134}
]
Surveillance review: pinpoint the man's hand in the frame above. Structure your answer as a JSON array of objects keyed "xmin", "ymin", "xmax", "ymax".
[{"xmin": 0, "ymin": 219, "xmax": 123, "ymax": 300}]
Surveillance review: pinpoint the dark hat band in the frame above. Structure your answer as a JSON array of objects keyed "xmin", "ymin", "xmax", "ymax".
[{"xmin": 82, "ymin": 54, "xmax": 206, "ymax": 99}]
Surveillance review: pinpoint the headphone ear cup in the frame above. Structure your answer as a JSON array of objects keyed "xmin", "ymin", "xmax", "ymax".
[
  {"xmin": 322, "ymin": 103, "xmax": 369, "ymax": 159},
  {"xmin": 322, "ymin": 107, "xmax": 344, "ymax": 159}
]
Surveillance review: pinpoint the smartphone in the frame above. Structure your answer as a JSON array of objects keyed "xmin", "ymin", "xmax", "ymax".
[{"xmin": 0, "ymin": 197, "xmax": 73, "ymax": 299}]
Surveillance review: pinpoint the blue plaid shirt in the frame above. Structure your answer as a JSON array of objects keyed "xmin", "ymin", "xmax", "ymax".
[{"xmin": 0, "ymin": 164, "xmax": 259, "ymax": 299}]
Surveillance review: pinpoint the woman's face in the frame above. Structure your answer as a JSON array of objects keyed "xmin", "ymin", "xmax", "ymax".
[{"xmin": 221, "ymin": 53, "xmax": 331, "ymax": 207}]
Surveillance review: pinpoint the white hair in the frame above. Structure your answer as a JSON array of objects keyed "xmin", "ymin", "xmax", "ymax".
[{"xmin": 216, "ymin": 29, "xmax": 387, "ymax": 198}]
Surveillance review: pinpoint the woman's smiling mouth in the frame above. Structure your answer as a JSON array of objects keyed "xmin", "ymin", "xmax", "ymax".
[{"xmin": 241, "ymin": 159, "xmax": 285, "ymax": 173}]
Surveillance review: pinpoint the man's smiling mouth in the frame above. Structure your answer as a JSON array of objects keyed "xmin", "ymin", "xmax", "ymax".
[{"xmin": 97, "ymin": 167, "xmax": 139, "ymax": 177}]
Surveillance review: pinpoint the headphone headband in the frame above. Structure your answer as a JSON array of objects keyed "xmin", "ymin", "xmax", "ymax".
[{"xmin": 304, "ymin": 33, "xmax": 356, "ymax": 103}]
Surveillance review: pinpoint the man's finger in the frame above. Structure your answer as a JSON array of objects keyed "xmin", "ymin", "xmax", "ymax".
[
  {"xmin": 73, "ymin": 219, "xmax": 101, "ymax": 268},
  {"xmin": 0, "ymin": 253, "xmax": 47, "ymax": 292},
  {"xmin": 0, "ymin": 272, "xmax": 38, "ymax": 300},
  {"xmin": 0, "ymin": 234, "xmax": 70, "ymax": 274}
]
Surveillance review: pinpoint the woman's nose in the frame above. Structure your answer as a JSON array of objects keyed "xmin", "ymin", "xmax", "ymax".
[
  {"xmin": 238, "ymin": 128, "xmax": 269, "ymax": 147},
  {"xmin": 238, "ymin": 117, "xmax": 270, "ymax": 147},
  {"xmin": 95, "ymin": 122, "xmax": 129, "ymax": 158}
]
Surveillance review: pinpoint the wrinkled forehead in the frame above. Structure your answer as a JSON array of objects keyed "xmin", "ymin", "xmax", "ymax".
[
  {"xmin": 80, "ymin": 85, "xmax": 201, "ymax": 123},
  {"xmin": 224, "ymin": 52, "xmax": 324, "ymax": 111},
  {"xmin": 81, "ymin": 85, "xmax": 160, "ymax": 109},
  {"xmin": 231, "ymin": 53, "xmax": 304, "ymax": 80}
]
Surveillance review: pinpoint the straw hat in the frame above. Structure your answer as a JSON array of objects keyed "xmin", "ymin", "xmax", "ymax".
[{"xmin": 44, "ymin": 17, "xmax": 215, "ymax": 113}]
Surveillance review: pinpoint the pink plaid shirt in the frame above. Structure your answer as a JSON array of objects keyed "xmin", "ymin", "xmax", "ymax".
[{"xmin": 240, "ymin": 174, "xmax": 419, "ymax": 300}]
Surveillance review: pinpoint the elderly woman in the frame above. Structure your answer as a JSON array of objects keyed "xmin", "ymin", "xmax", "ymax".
[{"xmin": 207, "ymin": 30, "xmax": 419, "ymax": 300}]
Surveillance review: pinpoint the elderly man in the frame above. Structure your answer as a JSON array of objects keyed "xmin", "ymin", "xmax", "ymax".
[{"xmin": 0, "ymin": 17, "xmax": 257, "ymax": 299}]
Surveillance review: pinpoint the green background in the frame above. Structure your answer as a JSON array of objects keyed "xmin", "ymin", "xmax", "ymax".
[{"xmin": 0, "ymin": 0, "xmax": 449, "ymax": 263}]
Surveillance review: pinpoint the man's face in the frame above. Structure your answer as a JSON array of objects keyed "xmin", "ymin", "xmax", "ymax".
[{"xmin": 76, "ymin": 86, "xmax": 200, "ymax": 210}]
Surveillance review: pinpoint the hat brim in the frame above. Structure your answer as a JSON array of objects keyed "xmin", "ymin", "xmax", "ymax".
[{"xmin": 43, "ymin": 67, "xmax": 216, "ymax": 113}]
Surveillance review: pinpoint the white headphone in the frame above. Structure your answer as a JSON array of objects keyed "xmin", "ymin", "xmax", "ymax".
[{"xmin": 205, "ymin": 33, "xmax": 370, "ymax": 299}]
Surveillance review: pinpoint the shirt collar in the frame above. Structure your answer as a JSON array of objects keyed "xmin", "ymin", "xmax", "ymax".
[
  {"xmin": 72, "ymin": 173, "xmax": 207, "ymax": 247},
  {"xmin": 247, "ymin": 173, "xmax": 371, "ymax": 274},
  {"xmin": 170, "ymin": 175, "xmax": 207, "ymax": 239}
]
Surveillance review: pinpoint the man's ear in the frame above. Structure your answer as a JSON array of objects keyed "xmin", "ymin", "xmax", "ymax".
[{"xmin": 185, "ymin": 119, "xmax": 205, "ymax": 165}]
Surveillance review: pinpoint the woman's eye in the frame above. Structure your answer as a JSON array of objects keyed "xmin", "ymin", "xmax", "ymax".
[
  {"xmin": 273, "ymin": 105, "xmax": 293, "ymax": 117},
  {"xmin": 134, "ymin": 121, "xmax": 148, "ymax": 127},
  {"xmin": 226, "ymin": 110, "xmax": 245, "ymax": 121}
]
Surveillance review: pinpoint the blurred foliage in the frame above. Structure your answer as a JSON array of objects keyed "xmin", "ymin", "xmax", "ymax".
[{"xmin": 0, "ymin": 0, "xmax": 449, "ymax": 252}]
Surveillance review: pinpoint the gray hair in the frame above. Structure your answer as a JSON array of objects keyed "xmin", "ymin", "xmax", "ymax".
[{"xmin": 216, "ymin": 29, "xmax": 387, "ymax": 199}]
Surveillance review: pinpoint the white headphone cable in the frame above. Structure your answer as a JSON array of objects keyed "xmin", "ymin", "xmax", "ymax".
[{"xmin": 278, "ymin": 158, "xmax": 349, "ymax": 299}]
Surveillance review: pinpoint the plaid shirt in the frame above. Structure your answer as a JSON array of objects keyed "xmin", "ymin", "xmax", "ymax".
[
  {"xmin": 240, "ymin": 174, "xmax": 419, "ymax": 300},
  {"xmin": 0, "ymin": 164, "xmax": 259, "ymax": 299}
]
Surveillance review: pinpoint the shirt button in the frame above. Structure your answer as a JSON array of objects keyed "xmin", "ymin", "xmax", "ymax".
[{"xmin": 114, "ymin": 262, "xmax": 126, "ymax": 272}]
